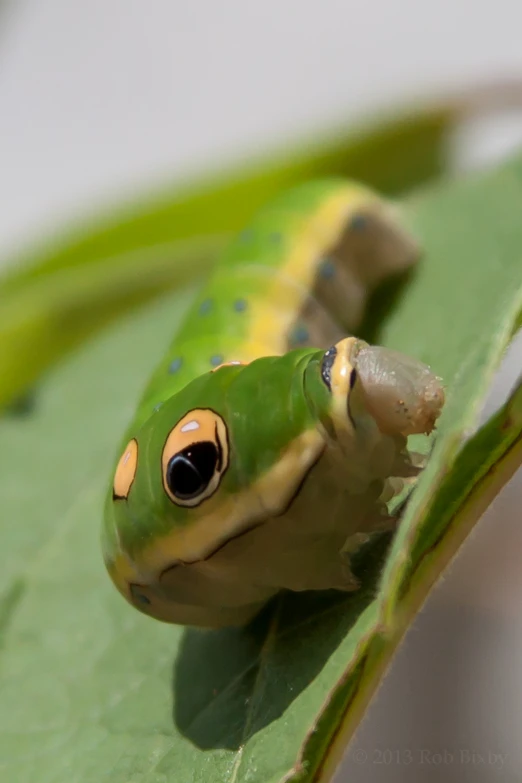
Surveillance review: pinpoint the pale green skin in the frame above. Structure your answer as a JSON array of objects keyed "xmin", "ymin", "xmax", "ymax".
[{"xmin": 102, "ymin": 179, "xmax": 445, "ymax": 628}]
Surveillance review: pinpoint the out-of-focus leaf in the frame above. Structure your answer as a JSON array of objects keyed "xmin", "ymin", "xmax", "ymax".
[
  {"xmin": 2, "ymin": 80, "xmax": 522, "ymax": 408},
  {"xmin": 0, "ymin": 236, "xmax": 227, "ymax": 411},
  {"xmin": 0, "ymin": 143, "xmax": 521, "ymax": 782}
]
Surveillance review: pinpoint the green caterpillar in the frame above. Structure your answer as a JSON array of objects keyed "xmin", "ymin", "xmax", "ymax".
[{"xmin": 102, "ymin": 179, "xmax": 445, "ymax": 628}]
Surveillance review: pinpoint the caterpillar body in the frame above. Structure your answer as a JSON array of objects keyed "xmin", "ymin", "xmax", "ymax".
[{"xmin": 103, "ymin": 179, "xmax": 445, "ymax": 628}]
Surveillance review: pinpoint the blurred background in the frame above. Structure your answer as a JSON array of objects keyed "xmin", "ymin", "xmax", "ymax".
[{"xmin": 1, "ymin": 2, "xmax": 521, "ymax": 781}]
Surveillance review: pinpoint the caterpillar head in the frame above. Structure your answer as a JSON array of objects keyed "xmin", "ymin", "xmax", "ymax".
[{"xmin": 102, "ymin": 339, "xmax": 444, "ymax": 627}]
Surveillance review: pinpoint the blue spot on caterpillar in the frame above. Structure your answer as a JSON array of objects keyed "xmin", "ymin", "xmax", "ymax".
[
  {"xmin": 238, "ymin": 229, "xmax": 254, "ymax": 243},
  {"xmin": 319, "ymin": 258, "xmax": 336, "ymax": 279},
  {"xmin": 169, "ymin": 357, "xmax": 183, "ymax": 374},
  {"xmin": 290, "ymin": 325, "xmax": 309, "ymax": 346},
  {"xmin": 234, "ymin": 298, "xmax": 247, "ymax": 312},
  {"xmin": 350, "ymin": 213, "xmax": 368, "ymax": 231},
  {"xmin": 130, "ymin": 585, "xmax": 151, "ymax": 605},
  {"xmin": 199, "ymin": 298, "xmax": 213, "ymax": 315},
  {"xmin": 210, "ymin": 354, "xmax": 224, "ymax": 367}
]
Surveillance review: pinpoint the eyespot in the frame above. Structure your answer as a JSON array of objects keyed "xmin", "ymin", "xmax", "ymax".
[
  {"xmin": 161, "ymin": 409, "xmax": 229, "ymax": 508},
  {"xmin": 113, "ymin": 439, "xmax": 138, "ymax": 500}
]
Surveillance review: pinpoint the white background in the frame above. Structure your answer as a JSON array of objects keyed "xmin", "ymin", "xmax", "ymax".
[{"xmin": 1, "ymin": 2, "xmax": 522, "ymax": 781}]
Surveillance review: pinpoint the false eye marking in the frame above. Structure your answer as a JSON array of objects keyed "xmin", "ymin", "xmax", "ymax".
[
  {"xmin": 161, "ymin": 409, "xmax": 229, "ymax": 508},
  {"xmin": 113, "ymin": 438, "xmax": 138, "ymax": 500}
]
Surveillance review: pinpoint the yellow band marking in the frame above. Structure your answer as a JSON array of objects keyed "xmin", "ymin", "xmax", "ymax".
[{"xmin": 247, "ymin": 185, "xmax": 375, "ymax": 355}]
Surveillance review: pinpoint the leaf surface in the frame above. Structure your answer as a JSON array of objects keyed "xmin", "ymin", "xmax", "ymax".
[{"xmin": 0, "ymin": 147, "xmax": 522, "ymax": 783}]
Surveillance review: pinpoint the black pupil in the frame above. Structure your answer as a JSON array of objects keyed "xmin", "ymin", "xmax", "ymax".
[{"xmin": 167, "ymin": 441, "xmax": 219, "ymax": 500}]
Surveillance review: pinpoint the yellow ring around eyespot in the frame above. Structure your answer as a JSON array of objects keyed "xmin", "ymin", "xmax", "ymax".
[{"xmin": 113, "ymin": 438, "xmax": 138, "ymax": 499}]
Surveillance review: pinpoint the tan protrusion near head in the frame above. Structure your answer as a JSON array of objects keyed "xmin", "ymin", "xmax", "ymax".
[
  {"xmin": 113, "ymin": 439, "xmax": 138, "ymax": 500},
  {"xmin": 353, "ymin": 346, "xmax": 445, "ymax": 436},
  {"xmin": 161, "ymin": 409, "xmax": 229, "ymax": 508}
]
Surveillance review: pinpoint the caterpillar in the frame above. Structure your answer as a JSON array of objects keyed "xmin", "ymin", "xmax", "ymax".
[{"xmin": 102, "ymin": 178, "xmax": 445, "ymax": 629}]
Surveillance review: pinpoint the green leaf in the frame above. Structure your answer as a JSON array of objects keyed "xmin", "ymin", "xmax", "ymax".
[
  {"xmin": 0, "ymin": 95, "xmax": 451, "ymax": 286},
  {"xmin": 0, "ymin": 81, "xmax": 515, "ymax": 409},
  {"xmin": 1, "ymin": 151, "xmax": 522, "ymax": 783},
  {"xmin": 0, "ymin": 235, "xmax": 227, "ymax": 412}
]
